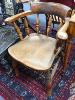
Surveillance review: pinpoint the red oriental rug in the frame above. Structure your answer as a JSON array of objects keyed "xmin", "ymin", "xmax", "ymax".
[{"xmin": 0, "ymin": 70, "xmax": 47, "ymax": 100}]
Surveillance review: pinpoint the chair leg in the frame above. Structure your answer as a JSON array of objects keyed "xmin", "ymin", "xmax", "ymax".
[
  {"xmin": 47, "ymin": 58, "xmax": 60, "ymax": 96},
  {"xmin": 46, "ymin": 70, "xmax": 52, "ymax": 96},
  {"xmin": 12, "ymin": 59, "xmax": 19, "ymax": 77},
  {"xmin": 47, "ymin": 81, "xmax": 52, "ymax": 96},
  {"xmin": 63, "ymin": 41, "xmax": 72, "ymax": 71}
]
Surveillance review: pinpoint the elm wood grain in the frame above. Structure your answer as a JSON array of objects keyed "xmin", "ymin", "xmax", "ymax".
[
  {"xmin": 5, "ymin": 2, "xmax": 72, "ymax": 23},
  {"xmin": 5, "ymin": 2, "xmax": 72, "ymax": 96},
  {"xmin": 31, "ymin": 2, "xmax": 72, "ymax": 34},
  {"xmin": 8, "ymin": 34, "xmax": 57, "ymax": 71},
  {"xmin": 31, "ymin": 2, "xmax": 72, "ymax": 18}
]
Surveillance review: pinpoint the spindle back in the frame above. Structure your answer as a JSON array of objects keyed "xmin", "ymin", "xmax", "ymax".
[{"xmin": 5, "ymin": 2, "xmax": 72, "ymax": 40}]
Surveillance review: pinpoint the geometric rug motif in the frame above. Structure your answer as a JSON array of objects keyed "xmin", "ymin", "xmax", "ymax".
[
  {"xmin": 0, "ymin": 22, "xmax": 75, "ymax": 100},
  {"xmin": 0, "ymin": 25, "xmax": 18, "ymax": 55},
  {"xmin": 0, "ymin": 70, "xmax": 47, "ymax": 100},
  {"xmin": 0, "ymin": 43, "xmax": 75, "ymax": 100},
  {"xmin": 51, "ymin": 43, "xmax": 75, "ymax": 100}
]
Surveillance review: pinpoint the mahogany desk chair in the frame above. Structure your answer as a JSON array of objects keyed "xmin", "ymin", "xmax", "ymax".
[{"xmin": 5, "ymin": 2, "xmax": 72, "ymax": 96}]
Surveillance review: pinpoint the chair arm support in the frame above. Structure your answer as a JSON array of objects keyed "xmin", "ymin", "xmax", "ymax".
[
  {"xmin": 5, "ymin": 10, "xmax": 33, "ymax": 23},
  {"xmin": 57, "ymin": 21, "xmax": 69, "ymax": 40}
]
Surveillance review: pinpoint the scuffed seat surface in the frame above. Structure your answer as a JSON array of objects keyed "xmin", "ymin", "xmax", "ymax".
[{"xmin": 8, "ymin": 33, "xmax": 56, "ymax": 70}]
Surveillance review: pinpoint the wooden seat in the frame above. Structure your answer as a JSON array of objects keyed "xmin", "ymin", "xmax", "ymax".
[
  {"xmin": 8, "ymin": 33, "xmax": 56, "ymax": 70},
  {"xmin": 5, "ymin": 2, "xmax": 72, "ymax": 96}
]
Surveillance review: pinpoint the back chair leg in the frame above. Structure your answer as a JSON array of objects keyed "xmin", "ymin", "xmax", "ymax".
[
  {"xmin": 63, "ymin": 41, "xmax": 72, "ymax": 71},
  {"xmin": 12, "ymin": 59, "xmax": 19, "ymax": 77},
  {"xmin": 46, "ymin": 69, "xmax": 52, "ymax": 96}
]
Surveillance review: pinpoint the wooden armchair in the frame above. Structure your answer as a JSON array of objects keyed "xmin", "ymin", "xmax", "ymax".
[{"xmin": 5, "ymin": 2, "xmax": 72, "ymax": 96}]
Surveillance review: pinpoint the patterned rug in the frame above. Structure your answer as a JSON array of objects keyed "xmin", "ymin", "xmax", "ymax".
[
  {"xmin": 0, "ymin": 69, "xmax": 47, "ymax": 100},
  {"xmin": 0, "ymin": 14, "xmax": 75, "ymax": 100},
  {"xmin": 0, "ymin": 41, "xmax": 75, "ymax": 100},
  {"xmin": 0, "ymin": 25, "xmax": 18, "ymax": 55},
  {"xmin": 51, "ymin": 42, "xmax": 75, "ymax": 100}
]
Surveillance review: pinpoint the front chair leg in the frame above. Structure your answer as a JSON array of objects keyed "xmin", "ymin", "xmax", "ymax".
[
  {"xmin": 46, "ymin": 69, "xmax": 52, "ymax": 96},
  {"xmin": 12, "ymin": 59, "xmax": 19, "ymax": 77},
  {"xmin": 47, "ymin": 81, "xmax": 52, "ymax": 97},
  {"xmin": 63, "ymin": 41, "xmax": 72, "ymax": 72}
]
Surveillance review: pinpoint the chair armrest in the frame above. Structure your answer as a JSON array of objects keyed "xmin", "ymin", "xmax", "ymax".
[
  {"xmin": 57, "ymin": 20, "xmax": 69, "ymax": 40},
  {"xmin": 5, "ymin": 10, "xmax": 32, "ymax": 23},
  {"xmin": 57, "ymin": 31, "xmax": 68, "ymax": 40}
]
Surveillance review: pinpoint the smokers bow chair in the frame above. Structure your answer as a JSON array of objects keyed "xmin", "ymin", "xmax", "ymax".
[{"xmin": 5, "ymin": 2, "xmax": 72, "ymax": 96}]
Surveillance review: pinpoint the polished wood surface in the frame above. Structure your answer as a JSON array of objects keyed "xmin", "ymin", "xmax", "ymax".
[
  {"xmin": 13, "ymin": 22, "xmax": 23, "ymax": 40},
  {"xmin": 47, "ymin": 16, "xmax": 52, "ymax": 36},
  {"xmin": 57, "ymin": 20, "xmax": 69, "ymax": 40},
  {"xmin": 5, "ymin": 2, "xmax": 72, "ymax": 23},
  {"xmin": 5, "ymin": 2, "xmax": 72, "ymax": 40},
  {"xmin": 31, "ymin": 2, "xmax": 72, "ymax": 18},
  {"xmin": 5, "ymin": 10, "xmax": 33, "ymax": 23},
  {"xmin": 5, "ymin": 2, "xmax": 72, "ymax": 96},
  {"xmin": 8, "ymin": 34, "xmax": 56, "ymax": 70}
]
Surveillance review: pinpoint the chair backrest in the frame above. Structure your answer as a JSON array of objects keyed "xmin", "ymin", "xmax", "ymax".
[
  {"xmin": 30, "ymin": 2, "xmax": 72, "ymax": 18},
  {"xmin": 30, "ymin": 2, "xmax": 72, "ymax": 35},
  {"xmin": 5, "ymin": 2, "xmax": 72, "ymax": 40}
]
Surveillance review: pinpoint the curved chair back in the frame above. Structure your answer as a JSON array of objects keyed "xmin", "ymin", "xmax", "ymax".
[
  {"xmin": 30, "ymin": 2, "xmax": 72, "ymax": 18},
  {"xmin": 4, "ymin": 2, "xmax": 73, "ymax": 96},
  {"xmin": 5, "ymin": 2, "xmax": 72, "ymax": 40}
]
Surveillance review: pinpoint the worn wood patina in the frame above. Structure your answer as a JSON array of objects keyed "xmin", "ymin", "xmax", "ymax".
[{"xmin": 5, "ymin": 2, "xmax": 72, "ymax": 96}]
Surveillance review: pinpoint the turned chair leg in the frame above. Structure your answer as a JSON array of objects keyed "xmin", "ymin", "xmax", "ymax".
[
  {"xmin": 47, "ymin": 58, "xmax": 61, "ymax": 96},
  {"xmin": 12, "ymin": 59, "xmax": 19, "ymax": 77},
  {"xmin": 46, "ymin": 70, "xmax": 52, "ymax": 96},
  {"xmin": 47, "ymin": 81, "xmax": 52, "ymax": 97}
]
